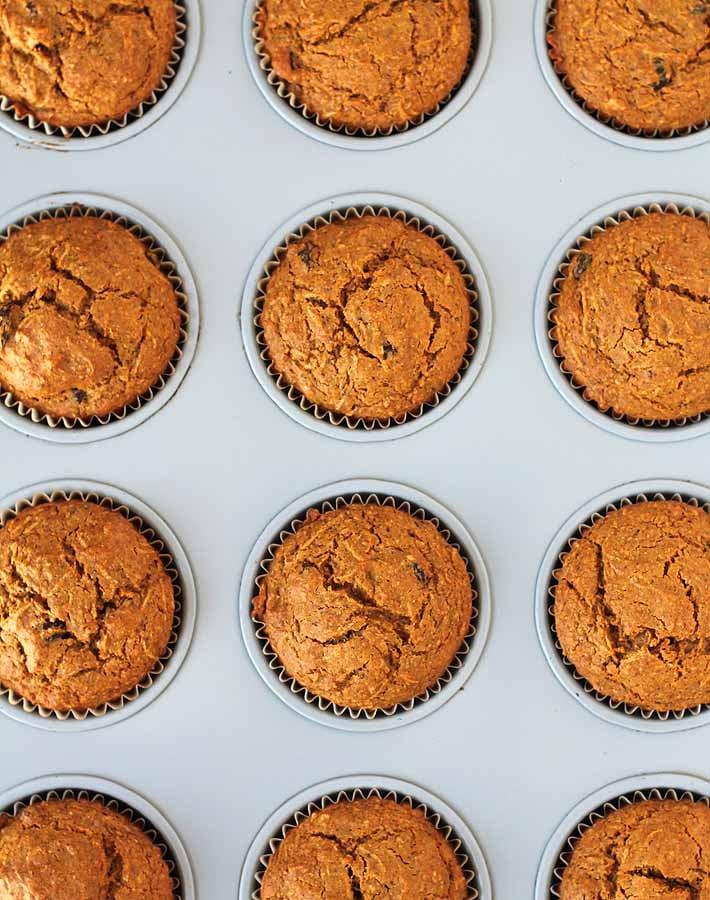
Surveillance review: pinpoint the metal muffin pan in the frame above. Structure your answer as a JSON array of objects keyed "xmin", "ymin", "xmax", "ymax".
[{"xmin": 1, "ymin": 1, "xmax": 708, "ymax": 898}]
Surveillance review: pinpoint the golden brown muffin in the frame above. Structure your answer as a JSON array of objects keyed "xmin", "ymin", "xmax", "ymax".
[
  {"xmin": 252, "ymin": 504, "xmax": 472, "ymax": 710},
  {"xmin": 257, "ymin": 0, "xmax": 472, "ymax": 132},
  {"xmin": 559, "ymin": 798, "xmax": 710, "ymax": 900},
  {"xmin": 0, "ymin": 215, "xmax": 181, "ymax": 421},
  {"xmin": 0, "ymin": 0, "xmax": 177, "ymax": 129},
  {"xmin": 260, "ymin": 797, "xmax": 468, "ymax": 900},
  {"xmin": 261, "ymin": 215, "xmax": 472, "ymax": 422},
  {"xmin": 553, "ymin": 212, "xmax": 710, "ymax": 422},
  {"xmin": 548, "ymin": 0, "xmax": 710, "ymax": 133},
  {"xmin": 0, "ymin": 797, "xmax": 174, "ymax": 899},
  {"xmin": 554, "ymin": 500, "xmax": 710, "ymax": 712},
  {"xmin": 0, "ymin": 499, "xmax": 175, "ymax": 712}
]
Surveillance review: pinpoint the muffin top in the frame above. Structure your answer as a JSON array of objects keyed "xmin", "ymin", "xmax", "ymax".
[
  {"xmin": 0, "ymin": 215, "xmax": 181, "ymax": 421},
  {"xmin": 252, "ymin": 503, "xmax": 472, "ymax": 710},
  {"xmin": 553, "ymin": 211, "xmax": 710, "ymax": 422},
  {"xmin": 261, "ymin": 215, "xmax": 472, "ymax": 422},
  {"xmin": 260, "ymin": 797, "xmax": 468, "ymax": 900},
  {"xmin": 0, "ymin": 0, "xmax": 177, "ymax": 129},
  {"xmin": 548, "ymin": 0, "xmax": 710, "ymax": 133},
  {"xmin": 560, "ymin": 798, "xmax": 710, "ymax": 900},
  {"xmin": 257, "ymin": 0, "xmax": 472, "ymax": 132},
  {"xmin": 0, "ymin": 798, "xmax": 174, "ymax": 899},
  {"xmin": 0, "ymin": 499, "xmax": 175, "ymax": 711},
  {"xmin": 554, "ymin": 500, "xmax": 710, "ymax": 712}
]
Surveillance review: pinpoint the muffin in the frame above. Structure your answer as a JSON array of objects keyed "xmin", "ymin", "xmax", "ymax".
[
  {"xmin": 559, "ymin": 798, "xmax": 710, "ymax": 899},
  {"xmin": 0, "ymin": 797, "xmax": 174, "ymax": 899},
  {"xmin": 0, "ymin": 0, "xmax": 177, "ymax": 129},
  {"xmin": 0, "ymin": 499, "xmax": 175, "ymax": 712},
  {"xmin": 0, "ymin": 215, "xmax": 181, "ymax": 421},
  {"xmin": 548, "ymin": 0, "xmax": 710, "ymax": 133},
  {"xmin": 260, "ymin": 796, "xmax": 468, "ymax": 900},
  {"xmin": 553, "ymin": 500, "xmax": 710, "ymax": 712},
  {"xmin": 252, "ymin": 503, "xmax": 472, "ymax": 710},
  {"xmin": 261, "ymin": 215, "xmax": 472, "ymax": 422},
  {"xmin": 257, "ymin": 0, "xmax": 472, "ymax": 132},
  {"xmin": 553, "ymin": 211, "xmax": 710, "ymax": 422}
]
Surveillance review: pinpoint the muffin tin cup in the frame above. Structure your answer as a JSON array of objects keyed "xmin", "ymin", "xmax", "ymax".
[
  {"xmin": 239, "ymin": 478, "xmax": 491, "ymax": 733},
  {"xmin": 239, "ymin": 775, "xmax": 492, "ymax": 900},
  {"xmin": 535, "ymin": 772, "xmax": 710, "ymax": 900},
  {"xmin": 0, "ymin": 774, "xmax": 195, "ymax": 899},
  {"xmin": 535, "ymin": 478, "xmax": 710, "ymax": 734},
  {"xmin": 241, "ymin": 192, "xmax": 493, "ymax": 442},
  {"xmin": 0, "ymin": 478, "xmax": 197, "ymax": 732},
  {"xmin": 0, "ymin": 2, "xmax": 201, "ymax": 151},
  {"xmin": 0, "ymin": 192, "xmax": 200, "ymax": 444},
  {"xmin": 533, "ymin": 0, "xmax": 710, "ymax": 152},
  {"xmin": 534, "ymin": 191, "xmax": 710, "ymax": 443},
  {"xmin": 244, "ymin": 0, "xmax": 492, "ymax": 150}
]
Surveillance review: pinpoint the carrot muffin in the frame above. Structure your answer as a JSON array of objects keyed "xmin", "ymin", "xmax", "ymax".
[
  {"xmin": 559, "ymin": 798, "xmax": 710, "ymax": 900},
  {"xmin": 0, "ymin": 797, "xmax": 174, "ymax": 899},
  {"xmin": 260, "ymin": 797, "xmax": 468, "ymax": 899},
  {"xmin": 0, "ymin": 0, "xmax": 177, "ymax": 129},
  {"xmin": 257, "ymin": 0, "xmax": 472, "ymax": 132},
  {"xmin": 0, "ymin": 499, "xmax": 175, "ymax": 712},
  {"xmin": 0, "ymin": 215, "xmax": 181, "ymax": 421},
  {"xmin": 553, "ymin": 500, "xmax": 710, "ymax": 712},
  {"xmin": 548, "ymin": 0, "xmax": 710, "ymax": 133},
  {"xmin": 252, "ymin": 503, "xmax": 472, "ymax": 710},
  {"xmin": 553, "ymin": 211, "xmax": 710, "ymax": 422},
  {"xmin": 261, "ymin": 215, "xmax": 472, "ymax": 422}
]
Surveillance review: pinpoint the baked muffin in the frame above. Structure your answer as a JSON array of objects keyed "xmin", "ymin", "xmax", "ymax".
[
  {"xmin": 0, "ymin": 499, "xmax": 175, "ymax": 711},
  {"xmin": 257, "ymin": 0, "xmax": 472, "ymax": 132},
  {"xmin": 0, "ymin": 215, "xmax": 181, "ymax": 421},
  {"xmin": 553, "ymin": 211, "xmax": 710, "ymax": 422},
  {"xmin": 261, "ymin": 215, "xmax": 472, "ymax": 422},
  {"xmin": 548, "ymin": 0, "xmax": 710, "ymax": 133},
  {"xmin": 553, "ymin": 500, "xmax": 710, "ymax": 712},
  {"xmin": 559, "ymin": 798, "xmax": 710, "ymax": 900},
  {"xmin": 0, "ymin": 797, "xmax": 174, "ymax": 899},
  {"xmin": 260, "ymin": 797, "xmax": 468, "ymax": 900},
  {"xmin": 0, "ymin": 0, "xmax": 177, "ymax": 129},
  {"xmin": 252, "ymin": 503, "xmax": 472, "ymax": 710}
]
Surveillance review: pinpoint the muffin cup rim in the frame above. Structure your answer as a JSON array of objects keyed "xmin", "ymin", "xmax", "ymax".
[
  {"xmin": 535, "ymin": 477, "xmax": 710, "ymax": 733},
  {"xmin": 0, "ymin": 477, "xmax": 197, "ymax": 733}
]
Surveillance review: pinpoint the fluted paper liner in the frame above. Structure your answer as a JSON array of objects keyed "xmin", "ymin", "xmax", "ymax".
[
  {"xmin": 0, "ymin": 488, "xmax": 184, "ymax": 721},
  {"xmin": 254, "ymin": 204, "xmax": 480, "ymax": 432}
]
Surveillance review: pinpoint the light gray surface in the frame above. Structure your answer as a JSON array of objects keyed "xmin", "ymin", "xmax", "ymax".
[{"xmin": 1, "ymin": 2, "xmax": 708, "ymax": 899}]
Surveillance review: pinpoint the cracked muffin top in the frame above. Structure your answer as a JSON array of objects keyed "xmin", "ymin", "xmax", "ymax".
[
  {"xmin": 260, "ymin": 215, "xmax": 471, "ymax": 423},
  {"xmin": 252, "ymin": 503, "xmax": 472, "ymax": 710},
  {"xmin": 548, "ymin": 0, "xmax": 710, "ymax": 133},
  {"xmin": 0, "ymin": 215, "xmax": 181, "ymax": 421},
  {"xmin": 0, "ymin": 0, "xmax": 177, "ymax": 129},
  {"xmin": 553, "ymin": 500, "xmax": 710, "ymax": 712},
  {"xmin": 260, "ymin": 797, "xmax": 468, "ymax": 900},
  {"xmin": 552, "ymin": 211, "xmax": 710, "ymax": 422},
  {"xmin": 0, "ymin": 499, "xmax": 175, "ymax": 712},
  {"xmin": 257, "ymin": 0, "xmax": 472, "ymax": 132},
  {"xmin": 559, "ymin": 798, "xmax": 710, "ymax": 900},
  {"xmin": 0, "ymin": 797, "xmax": 174, "ymax": 899}
]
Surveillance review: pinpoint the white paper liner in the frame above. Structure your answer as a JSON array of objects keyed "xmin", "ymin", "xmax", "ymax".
[
  {"xmin": 0, "ymin": 488, "xmax": 183, "ymax": 721},
  {"xmin": 545, "ymin": 0, "xmax": 710, "ymax": 140},
  {"xmin": 0, "ymin": 202, "xmax": 190, "ymax": 430},
  {"xmin": 251, "ymin": 491, "xmax": 479, "ymax": 720},
  {"xmin": 547, "ymin": 201, "xmax": 710, "ymax": 430},
  {"xmin": 252, "ymin": 786, "xmax": 479, "ymax": 900},
  {"xmin": 0, "ymin": 4, "xmax": 188, "ymax": 140},
  {"xmin": 0, "ymin": 787, "xmax": 183, "ymax": 898},
  {"xmin": 254, "ymin": 204, "xmax": 480, "ymax": 432},
  {"xmin": 547, "ymin": 490, "xmax": 710, "ymax": 721}
]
